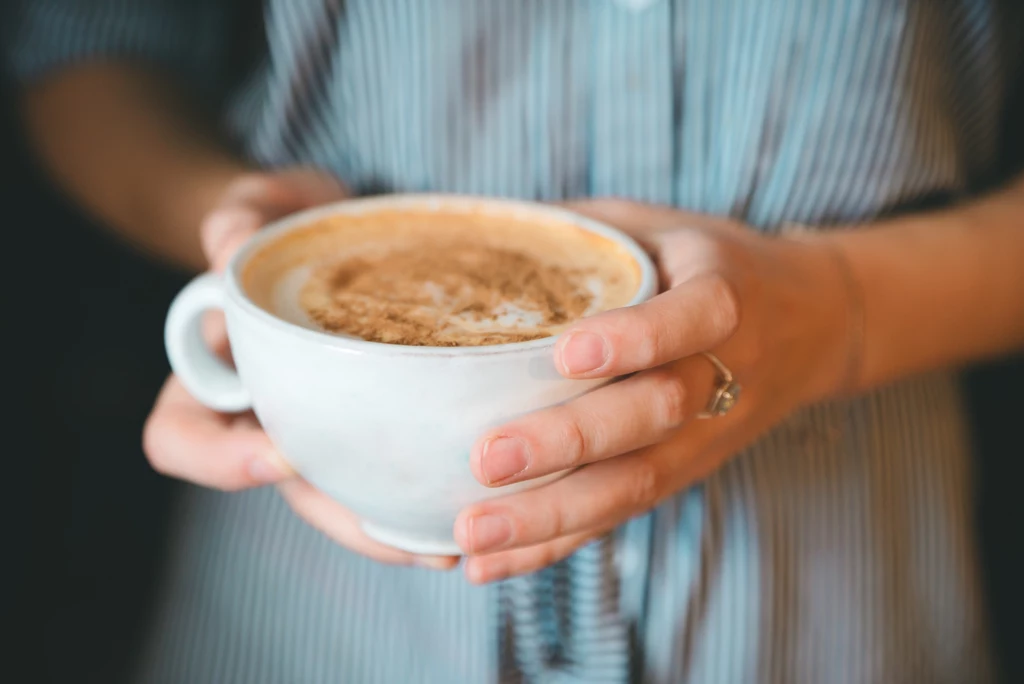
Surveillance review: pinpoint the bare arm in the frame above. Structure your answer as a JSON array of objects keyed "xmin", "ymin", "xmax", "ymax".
[
  {"xmin": 20, "ymin": 63, "xmax": 248, "ymax": 270},
  {"xmin": 825, "ymin": 175, "xmax": 1024, "ymax": 392}
]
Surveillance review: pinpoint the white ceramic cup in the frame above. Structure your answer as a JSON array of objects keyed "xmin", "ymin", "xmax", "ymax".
[{"xmin": 164, "ymin": 195, "xmax": 658, "ymax": 555}]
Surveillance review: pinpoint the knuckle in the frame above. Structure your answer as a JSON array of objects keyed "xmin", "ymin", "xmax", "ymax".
[
  {"xmin": 630, "ymin": 311, "xmax": 663, "ymax": 368},
  {"xmin": 542, "ymin": 498, "xmax": 571, "ymax": 541},
  {"xmin": 560, "ymin": 411, "xmax": 590, "ymax": 468},
  {"xmin": 705, "ymin": 272, "xmax": 741, "ymax": 338},
  {"xmin": 533, "ymin": 544, "xmax": 565, "ymax": 571},
  {"xmin": 629, "ymin": 458, "xmax": 661, "ymax": 509},
  {"xmin": 649, "ymin": 370, "xmax": 688, "ymax": 428}
]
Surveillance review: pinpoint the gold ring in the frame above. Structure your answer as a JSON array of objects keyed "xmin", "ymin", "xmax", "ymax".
[{"xmin": 695, "ymin": 352, "xmax": 741, "ymax": 419}]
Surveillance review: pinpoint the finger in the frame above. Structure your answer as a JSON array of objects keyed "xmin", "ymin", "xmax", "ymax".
[
  {"xmin": 201, "ymin": 170, "xmax": 350, "ymax": 271},
  {"xmin": 201, "ymin": 310, "xmax": 232, "ymax": 362},
  {"xmin": 143, "ymin": 376, "xmax": 293, "ymax": 490},
  {"xmin": 455, "ymin": 450, "xmax": 665, "ymax": 556},
  {"xmin": 554, "ymin": 271, "xmax": 740, "ymax": 378},
  {"xmin": 471, "ymin": 361, "xmax": 715, "ymax": 486},
  {"xmin": 467, "ymin": 405, "xmax": 758, "ymax": 582},
  {"xmin": 562, "ymin": 198, "xmax": 735, "ymax": 239},
  {"xmin": 561, "ymin": 200, "xmax": 743, "ymax": 286},
  {"xmin": 271, "ymin": 167, "xmax": 351, "ymax": 206},
  {"xmin": 222, "ymin": 169, "xmax": 349, "ymax": 217},
  {"xmin": 278, "ymin": 479, "xmax": 460, "ymax": 570},
  {"xmin": 201, "ymin": 205, "xmax": 266, "ymax": 272},
  {"xmin": 464, "ymin": 530, "xmax": 596, "ymax": 584}
]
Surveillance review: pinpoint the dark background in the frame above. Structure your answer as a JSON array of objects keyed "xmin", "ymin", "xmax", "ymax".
[
  {"xmin": 2, "ymin": 39, "xmax": 1022, "ymax": 684},
  {"xmin": 2, "ymin": 70, "xmax": 185, "ymax": 682}
]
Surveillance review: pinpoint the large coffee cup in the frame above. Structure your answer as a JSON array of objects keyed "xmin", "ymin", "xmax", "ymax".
[{"xmin": 164, "ymin": 195, "xmax": 658, "ymax": 554}]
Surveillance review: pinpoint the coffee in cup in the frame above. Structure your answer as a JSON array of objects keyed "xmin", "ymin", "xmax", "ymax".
[{"xmin": 242, "ymin": 207, "xmax": 642, "ymax": 347}]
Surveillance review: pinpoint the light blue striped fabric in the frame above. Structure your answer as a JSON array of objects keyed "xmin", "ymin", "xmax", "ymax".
[{"xmin": 9, "ymin": 1, "xmax": 1021, "ymax": 682}]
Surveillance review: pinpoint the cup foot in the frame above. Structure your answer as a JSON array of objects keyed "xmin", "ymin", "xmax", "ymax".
[{"xmin": 360, "ymin": 522, "xmax": 462, "ymax": 556}]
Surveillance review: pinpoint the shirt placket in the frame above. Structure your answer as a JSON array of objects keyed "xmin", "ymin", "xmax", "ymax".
[{"xmin": 588, "ymin": 0, "xmax": 675, "ymax": 204}]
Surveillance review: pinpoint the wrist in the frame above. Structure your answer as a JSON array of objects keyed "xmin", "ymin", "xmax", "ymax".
[
  {"xmin": 780, "ymin": 227, "xmax": 866, "ymax": 402},
  {"xmin": 818, "ymin": 235, "xmax": 865, "ymax": 396}
]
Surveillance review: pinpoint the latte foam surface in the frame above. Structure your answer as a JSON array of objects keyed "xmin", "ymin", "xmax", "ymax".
[{"xmin": 242, "ymin": 205, "xmax": 640, "ymax": 346}]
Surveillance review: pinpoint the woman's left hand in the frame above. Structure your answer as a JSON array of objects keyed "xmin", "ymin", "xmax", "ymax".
[{"xmin": 454, "ymin": 199, "xmax": 855, "ymax": 583}]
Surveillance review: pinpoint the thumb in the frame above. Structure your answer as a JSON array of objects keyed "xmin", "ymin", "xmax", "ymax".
[
  {"xmin": 200, "ymin": 169, "xmax": 351, "ymax": 272},
  {"xmin": 201, "ymin": 204, "xmax": 268, "ymax": 273}
]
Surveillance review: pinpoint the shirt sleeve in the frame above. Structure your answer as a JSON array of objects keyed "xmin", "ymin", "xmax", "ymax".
[{"xmin": 5, "ymin": 0, "xmax": 230, "ymax": 88}]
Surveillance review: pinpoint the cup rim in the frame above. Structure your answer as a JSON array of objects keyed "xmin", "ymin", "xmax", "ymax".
[{"xmin": 224, "ymin": 194, "xmax": 659, "ymax": 357}]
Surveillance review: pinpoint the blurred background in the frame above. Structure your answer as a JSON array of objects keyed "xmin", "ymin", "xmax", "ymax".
[
  {"xmin": 2, "ymin": 11, "xmax": 1022, "ymax": 684},
  {"xmin": 2, "ymin": 67, "xmax": 185, "ymax": 682}
]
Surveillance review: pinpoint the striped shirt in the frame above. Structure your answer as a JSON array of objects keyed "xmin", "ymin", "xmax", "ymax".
[{"xmin": 9, "ymin": 1, "xmax": 1021, "ymax": 682}]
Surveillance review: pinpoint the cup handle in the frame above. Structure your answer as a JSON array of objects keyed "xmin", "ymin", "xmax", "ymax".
[{"xmin": 164, "ymin": 273, "xmax": 252, "ymax": 413}]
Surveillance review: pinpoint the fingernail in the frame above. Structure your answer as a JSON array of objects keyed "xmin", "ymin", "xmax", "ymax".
[
  {"xmin": 469, "ymin": 515, "xmax": 512, "ymax": 553},
  {"xmin": 481, "ymin": 437, "xmax": 529, "ymax": 484},
  {"xmin": 560, "ymin": 331, "xmax": 609, "ymax": 375},
  {"xmin": 247, "ymin": 451, "xmax": 293, "ymax": 484}
]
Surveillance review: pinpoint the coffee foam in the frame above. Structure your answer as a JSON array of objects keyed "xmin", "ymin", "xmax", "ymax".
[{"xmin": 242, "ymin": 205, "xmax": 641, "ymax": 346}]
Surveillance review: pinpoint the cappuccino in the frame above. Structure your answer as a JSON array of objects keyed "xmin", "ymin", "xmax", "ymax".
[
  {"xmin": 166, "ymin": 195, "xmax": 658, "ymax": 552},
  {"xmin": 243, "ymin": 204, "xmax": 641, "ymax": 346}
]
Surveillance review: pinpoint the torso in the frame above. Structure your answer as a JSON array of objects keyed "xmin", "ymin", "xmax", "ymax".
[{"xmin": 142, "ymin": 1, "xmax": 1017, "ymax": 681}]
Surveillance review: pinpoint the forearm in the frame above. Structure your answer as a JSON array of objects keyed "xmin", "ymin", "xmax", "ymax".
[
  {"xmin": 21, "ymin": 63, "xmax": 249, "ymax": 271},
  {"xmin": 826, "ymin": 175, "xmax": 1024, "ymax": 392}
]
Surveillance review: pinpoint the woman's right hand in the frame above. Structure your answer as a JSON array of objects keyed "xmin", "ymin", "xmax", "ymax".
[{"xmin": 142, "ymin": 168, "xmax": 460, "ymax": 570}]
